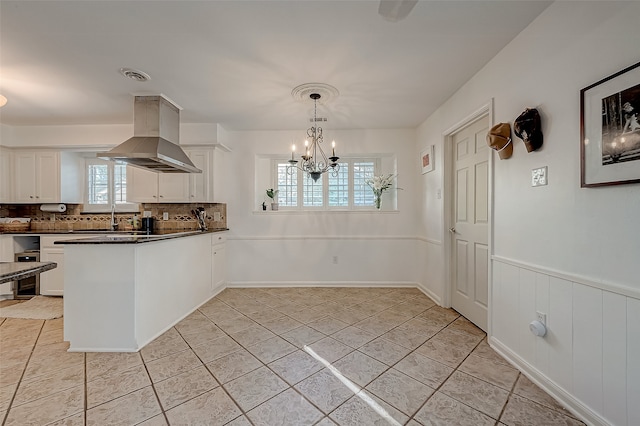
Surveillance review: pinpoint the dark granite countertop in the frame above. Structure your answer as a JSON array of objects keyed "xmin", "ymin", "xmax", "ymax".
[
  {"xmin": 54, "ymin": 228, "xmax": 228, "ymax": 244},
  {"xmin": 0, "ymin": 262, "xmax": 57, "ymax": 284},
  {"xmin": 1, "ymin": 229, "xmax": 228, "ymax": 236}
]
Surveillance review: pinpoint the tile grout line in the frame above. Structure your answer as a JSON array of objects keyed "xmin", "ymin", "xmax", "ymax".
[
  {"xmin": 175, "ymin": 318, "xmax": 257, "ymax": 426},
  {"xmin": 142, "ymin": 358, "xmax": 171, "ymax": 426},
  {"xmin": 496, "ymin": 371, "xmax": 521, "ymax": 424},
  {"xmin": 403, "ymin": 333, "xmax": 486, "ymax": 425},
  {"xmin": 83, "ymin": 351, "xmax": 87, "ymax": 426},
  {"xmin": 1, "ymin": 318, "xmax": 46, "ymax": 426}
]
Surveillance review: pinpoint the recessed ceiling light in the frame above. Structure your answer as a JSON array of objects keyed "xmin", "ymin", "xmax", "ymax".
[
  {"xmin": 119, "ymin": 67, "xmax": 151, "ymax": 82},
  {"xmin": 0, "ymin": 95, "xmax": 7, "ymax": 107}
]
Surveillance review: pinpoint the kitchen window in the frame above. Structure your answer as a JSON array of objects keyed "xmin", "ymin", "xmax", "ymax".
[
  {"xmin": 274, "ymin": 158, "xmax": 378, "ymax": 209},
  {"xmin": 84, "ymin": 159, "xmax": 138, "ymax": 212}
]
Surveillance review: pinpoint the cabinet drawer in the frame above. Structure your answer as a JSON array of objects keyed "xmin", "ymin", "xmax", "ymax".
[{"xmin": 211, "ymin": 233, "xmax": 227, "ymax": 245}]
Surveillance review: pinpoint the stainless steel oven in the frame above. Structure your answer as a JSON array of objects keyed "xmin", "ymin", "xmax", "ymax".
[{"xmin": 14, "ymin": 251, "xmax": 40, "ymax": 299}]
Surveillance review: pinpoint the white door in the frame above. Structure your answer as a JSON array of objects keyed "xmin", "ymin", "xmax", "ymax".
[{"xmin": 450, "ymin": 117, "xmax": 490, "ymax": 331}]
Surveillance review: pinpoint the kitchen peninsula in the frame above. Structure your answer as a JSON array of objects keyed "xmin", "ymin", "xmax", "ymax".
[{"xmin": 58, "ymin": 229, "xmax": 227, "ymax": 352}]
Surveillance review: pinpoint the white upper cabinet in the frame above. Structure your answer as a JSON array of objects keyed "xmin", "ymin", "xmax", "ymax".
[
  {"xmin": 0, "ymin": 148, "xmax": 11, "ymax": 203},
  {"xmin": 186, "ymin": 148, "xmax": 212, "ymax": 202},
  {"xmin": 11, "ymin": 150, "xmax": 83, "ymax": 204},
  {"xmin": 127, "ymin": 146, "xmax": 215, "ymax": 203}
]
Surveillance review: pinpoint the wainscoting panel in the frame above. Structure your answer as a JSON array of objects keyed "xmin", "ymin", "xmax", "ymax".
[{"xmin": 491, "ymin": 257, "xmax": 639, "ymax": 426}]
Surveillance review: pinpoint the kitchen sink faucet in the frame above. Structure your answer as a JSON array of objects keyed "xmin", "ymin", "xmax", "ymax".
[{"xmin": 110, "ymin": 204, "xmax": 118, "ymax": 231}]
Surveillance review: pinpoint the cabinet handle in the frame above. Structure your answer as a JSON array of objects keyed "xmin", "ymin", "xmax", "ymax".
[
  {"xmin": 159, "ymin": 195, "xmax": 164, "ymax": 198},
  {"xmin": 36, "ymin": 196, "xmax": 40, "ymax": 199},
  {"xmin": 153, "ymin": 195, "xmax": 157, "ymax": 198},
  {"xmin": 30, "ymin": 195, "xmax": 34, "ymax": 199}
]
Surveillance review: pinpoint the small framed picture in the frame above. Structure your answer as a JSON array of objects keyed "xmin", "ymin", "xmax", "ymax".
[
  {"xmin": 580, "ymin": 61, "xmax": 640, "ymax": 187},
  {"xmin": 421, "ymin": 146, "xmax": 434, "ymax": 174}
]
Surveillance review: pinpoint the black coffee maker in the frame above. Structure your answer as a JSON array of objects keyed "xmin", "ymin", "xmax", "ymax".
[{"xmin": 141, "ymin": 217, "xmax": 154, "ymax": 234}]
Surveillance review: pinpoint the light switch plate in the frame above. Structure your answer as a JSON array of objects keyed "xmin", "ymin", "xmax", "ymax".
[
  {"xmin": 162, "ymin": 212, "xmax": 169, "ymax": 220},
  {"xmin": 532, "ymin": 166, "xmax": 548, "ymax": 187}
]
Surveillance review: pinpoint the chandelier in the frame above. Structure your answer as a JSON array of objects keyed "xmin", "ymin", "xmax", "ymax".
[{"xmin": 287, "ymin": 93, "xmax": 339, "ymax": 182}]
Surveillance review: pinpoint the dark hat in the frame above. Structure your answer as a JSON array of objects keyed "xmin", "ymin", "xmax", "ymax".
[
  {"xmin": 486, "ymin": 123, "xmax": 513, "ymax": 160},
  {"xmin": 514, "ymin": 108, "xmax": 543, "ymax": 152}
]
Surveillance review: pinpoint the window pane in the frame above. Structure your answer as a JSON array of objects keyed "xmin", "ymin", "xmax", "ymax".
[
  {"xmin": 277, "ymin": 163, "xmax": 297, "ymax": 206},
  {"xmin": 114, "ymin": 164, "xmax": 127, "ymax": 204},
  {"xmin": 303, "ymin": 172, "xmax": 323, "ymax": 207},
  {"xmin": 87, "ymin": 164, "xmax": 109, "ymax": 204},
  {"xmin": 328, "ymin": 163, "xmax": 349, "ymax": 207},
  {"xmin": 353, "ymin": 161, "xmax": 376, "ymax": 206}
]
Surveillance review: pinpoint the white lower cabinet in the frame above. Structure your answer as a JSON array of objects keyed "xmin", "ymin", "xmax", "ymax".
[
  {"xmin": 40, "ymin": 235, "xmax": 100, "ymax": 296},
  {"xmin": 212, "ymin": 232, "xmax": 227, "ymax": 292},
  {"xmin": 0, "ymin": 235, "xmax": 14, "ymax": 297}
]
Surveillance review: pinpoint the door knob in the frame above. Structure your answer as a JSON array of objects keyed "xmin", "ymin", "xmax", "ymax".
[{"xmin": 448, "ymin": 227, "xmax": 456, "ymax": 233}]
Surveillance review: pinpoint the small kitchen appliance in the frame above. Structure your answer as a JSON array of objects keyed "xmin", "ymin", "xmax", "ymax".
[{"xmin": 141, "ymin": 217, "xmax": 155, "ymax": 234}]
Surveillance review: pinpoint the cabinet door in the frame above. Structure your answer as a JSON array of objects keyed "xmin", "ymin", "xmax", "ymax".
[
  {"xmin": 0, "ymin": 149, "xmax": 11, "ymax": 202},
  {"xmin": 14, "ymin": 152, "xmax": 37, "ymax": 202},
  {"xmin": 127, "ymin": 167, "xmax": 159, "ymax": 202},
  {"xmin": 212, "ymin": 243, "xmax": 226, "ymax": 291},
  {"xmin": 37, "ymin": 152, "xmax": 60, "ymax": 203},
  {"xmin": 186, "ymin": 149, "xmax": 212, "ymax": 202},
  {"xmin": 158, "ymin": 173, "xmax": 189, "ymax": 202},
  {"xmin": 40, "ymin": 249, "xmax": 66, "ymax": 296},
  {"xmin": 0, "ymin": 236, "xmax": 14, "ymax": 296}
]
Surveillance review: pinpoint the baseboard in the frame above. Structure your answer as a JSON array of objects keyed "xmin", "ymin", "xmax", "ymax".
[
  {"xmin": 489, "ymin": 336, "xmax": 609, "ymax": 426},
  {"xmin": 415, "ymin": 283, "xmax": 442, "ymax": 306},
  {"xmin": 226, "ymin": 281, "xmax": 419, "ymax": 288}
]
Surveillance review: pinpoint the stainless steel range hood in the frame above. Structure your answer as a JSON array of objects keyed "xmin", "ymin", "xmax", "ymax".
[{"xmin": 98, "ymin": 95, "xmax": 201, "ymax": 173}]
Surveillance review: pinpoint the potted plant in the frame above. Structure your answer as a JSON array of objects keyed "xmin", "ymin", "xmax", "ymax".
[{"xmin": 266, "ymin": 188, "xmax": 279, "ymax": 211}]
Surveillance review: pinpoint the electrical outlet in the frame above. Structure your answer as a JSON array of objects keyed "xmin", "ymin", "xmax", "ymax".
[
  {"xmin": 532, "ymin": 166, "xmax": 548, "ymax": 187},
  {"xmin": 536, "ymin": 311, "xmax": 547, "ymax": 326},
  {"xmin": 332, "ymin": 256, "xmax": 338, "ymax": 264},
  {"xmin": 214, "ymin": 212, "xmax": 221, "ymax": 221},
  {"xmin": 162, "ymin": 212, "xmax": 169, "ymax": 221}
]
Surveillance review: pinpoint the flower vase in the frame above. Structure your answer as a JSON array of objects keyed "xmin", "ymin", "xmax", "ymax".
[
  {"xmin": 375, "ymin": 195, "xmax": 381, "ymax": 209},
  {"xmin": 271, "ymin": 203, "xmax": 279, "ymax": 211}
]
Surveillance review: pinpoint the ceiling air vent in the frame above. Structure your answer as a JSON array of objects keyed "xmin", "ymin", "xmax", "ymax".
[{"xmin": 119, "ymin": 67, "xmax": 151, "ymax": 82}]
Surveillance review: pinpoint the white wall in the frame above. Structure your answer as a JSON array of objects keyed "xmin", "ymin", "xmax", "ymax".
[
  {"xmin": 416, "ymin": 2, "xmax": 640, "ymax": 425},
  {"xmin": 219, "ymin": 128, "xmax": 425, "ymax": 288},
  {"xmin": 0, "ymin": 123, "xmax": 218, "ymax": 148}
]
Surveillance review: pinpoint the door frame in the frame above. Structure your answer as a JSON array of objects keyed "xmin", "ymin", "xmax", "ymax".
[{"xmin": 442, "ymin": 99, "xmax": 495, "ymax": 336}]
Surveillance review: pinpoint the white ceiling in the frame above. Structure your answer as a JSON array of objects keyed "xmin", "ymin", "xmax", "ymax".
[{"xmin": 0, "ymin": 0, "xmax": 551, "ymax": 131}]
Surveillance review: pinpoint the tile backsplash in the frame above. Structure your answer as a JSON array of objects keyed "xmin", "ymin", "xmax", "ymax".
[{"xmin": 0, "ymin": 203, "xmax": 226, "ymax": 232}]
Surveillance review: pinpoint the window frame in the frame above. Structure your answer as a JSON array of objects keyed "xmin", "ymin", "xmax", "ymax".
[
  {"xmin": 83, "ymin": 158, "xmax": 139, "ymax": 213},
  {"xmin": 272, "ymin": 157, "xmax": 381, "ymax": 211}
]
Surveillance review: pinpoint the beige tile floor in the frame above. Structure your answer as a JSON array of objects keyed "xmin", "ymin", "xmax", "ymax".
[{"xmin": 0, "ymin": 287, "xmax": 586, "ymax": 425}]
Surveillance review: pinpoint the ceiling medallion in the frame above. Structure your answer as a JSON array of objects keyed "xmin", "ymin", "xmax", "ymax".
[{"xmin": 291, "ymin": 83, "xmax": 339, "ymax": 105}]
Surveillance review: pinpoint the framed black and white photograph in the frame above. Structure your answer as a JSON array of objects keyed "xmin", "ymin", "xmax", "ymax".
[
  {"xmin": 421, "ymin": 145, "xmax": 434, "ymax": 174},
  {"xmin": 581, "ymin": 61, "xmax": 640, "ymax": 187}
]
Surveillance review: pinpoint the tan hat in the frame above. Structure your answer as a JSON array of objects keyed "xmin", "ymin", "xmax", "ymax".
[{"xmin": 486, "ymin": 123, "xmax": 513, "ymax": 159}]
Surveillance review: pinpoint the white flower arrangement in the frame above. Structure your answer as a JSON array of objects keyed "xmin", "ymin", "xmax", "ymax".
[{"xmin": 366, "ymin": 174, "xmax": 397, "ymax": 209}]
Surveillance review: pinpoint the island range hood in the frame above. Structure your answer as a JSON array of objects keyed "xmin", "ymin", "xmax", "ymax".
[{"xmin": 98, "ymin": 95, "xmax": 201, "ymax": 173}]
